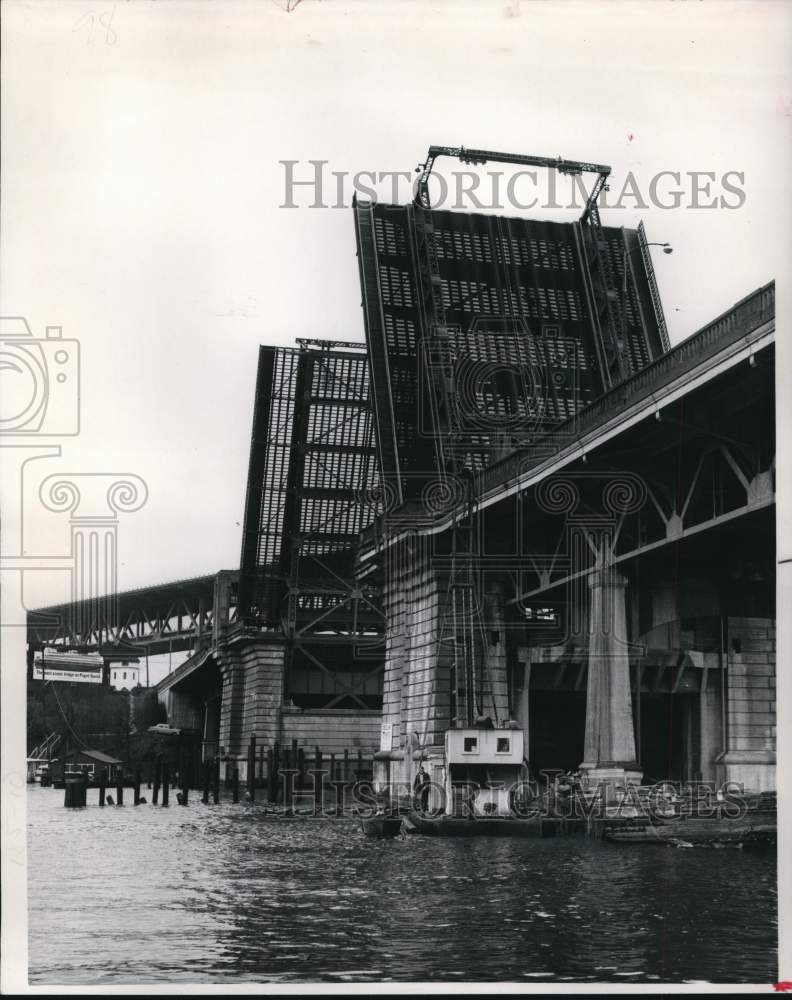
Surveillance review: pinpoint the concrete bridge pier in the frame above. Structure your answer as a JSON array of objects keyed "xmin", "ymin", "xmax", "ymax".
[
  {"xmin": 717, "ymin": 617, "xmax": 777, "ymax": 794},
  {"xmin": 580, "ymin": 570, "xmax": 641, "ymax": 797}
]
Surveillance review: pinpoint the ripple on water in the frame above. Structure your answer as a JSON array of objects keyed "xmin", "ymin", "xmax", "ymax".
[{"xmin": 26, "ymin": 786, "xmax": 777, "ymax": 985}]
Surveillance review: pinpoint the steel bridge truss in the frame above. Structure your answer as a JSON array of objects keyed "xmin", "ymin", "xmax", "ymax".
[
  {"xmin": 27, "ymin": 571, "xmax": 238, "ymax": 658},
  {"xmin": 508, "ymin": 344, "xmax": 775, "ymax": 614},
  {"xmin": 237, "ymin": 342, "xmax": 386, "ymax": 710}
]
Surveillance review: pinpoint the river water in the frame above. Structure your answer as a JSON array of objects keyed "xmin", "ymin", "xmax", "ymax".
[{"xmin": 27, "ymin": 786, "xmax": 777, "ymax": 985}]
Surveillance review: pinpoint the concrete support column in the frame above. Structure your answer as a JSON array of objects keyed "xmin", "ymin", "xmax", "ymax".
[
  {"xmin": 581, "ymin": 570, "xmax": 641, "ymax": 788},
  {"xmin": 215, "ymin": 639, "xmax": 285, "ymax": 759},
  {"xmin": 217, "ymin": 652, "xmax": 246, "ymax": 757},
  {"xmin": 718, "ymin": 617, "xmax": 776, "ymax": 793}
]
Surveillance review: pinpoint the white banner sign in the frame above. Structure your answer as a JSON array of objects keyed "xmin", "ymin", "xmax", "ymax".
[{"xmin": 33, "ymin": 665, "xmax": 103, "ymax": 684}]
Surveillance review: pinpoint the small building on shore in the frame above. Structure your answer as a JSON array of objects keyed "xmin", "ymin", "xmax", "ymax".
[{"xmin": 51, "ymin": 749, "xmax": 124, "ymax": 784}]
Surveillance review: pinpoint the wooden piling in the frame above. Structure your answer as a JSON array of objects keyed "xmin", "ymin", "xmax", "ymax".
[
  {"xmin": 314, "ymin": 747, "xmax": 323, "ymax": 814},
  {"xmin": 134, "ymin": 769, "xmax": 141, "ymax": 806},
  {"xmin": 116, "ymin": 770, "xmax": 124, "ymax": 806},
  {"xmin": 152, "ymin": 758, "xmax": 161, "ymax": 806},
  {"xmin": 247, "ymin": 735, "xmax": 256, "ymax": 799},
  {"xmin": 232, "ymin": 767, "xmax": 239, "ymax": 803},
  {"xmin": 283, "ymin": 747, "xmax": 293, "ymax": 813},
  {"xmin": 269, "ymin": 741, "xmax": 280, "ymax": 803},
  {"xmin": 64, "ymin": 775, "xmax": 86, "ymax": 808},
  {"xmin": 162, "ymin": 761, "xmax": 170, "ymax": 806},
  {"xmin": 329, "ymin": 753, "xmax": 336, "ymax": 784},
  {"xmin": 297, "ymin": 747, "xmax": 305, "ymax": 790},
  {"xmin": 212, "ymin": 758, "xmax": 220, "ymax": 805},
  {"xmin": 202, "ymin": 760, "xmax": 210, "ymax": 804},
  {"xmin": 99, "ymin": 769, "xmax": 107, "ymax": 807}
]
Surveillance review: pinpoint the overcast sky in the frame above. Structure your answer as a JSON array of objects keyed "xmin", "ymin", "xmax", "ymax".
[{"xmin": 3, "ymin": 0, "xmax": 791, "ymax": 619}]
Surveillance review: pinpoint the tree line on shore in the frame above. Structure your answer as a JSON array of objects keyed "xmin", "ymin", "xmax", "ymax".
[{"xmin": 27, "ymin": 681, "xmax": 168, "ymax": 768}]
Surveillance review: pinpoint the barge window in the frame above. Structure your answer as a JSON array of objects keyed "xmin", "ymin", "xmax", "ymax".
[
  {"xmin": 497, "ymin": 738, "xmax": 510, "ymax": 753},
  {"xmin": 463, "ymin": 737, "xmax": 478, "ymax": 753}
]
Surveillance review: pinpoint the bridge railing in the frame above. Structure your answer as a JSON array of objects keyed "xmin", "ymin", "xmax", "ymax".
[{"xmin": 476, "ymin": 282, "xmax": 775, "ymax": 497}]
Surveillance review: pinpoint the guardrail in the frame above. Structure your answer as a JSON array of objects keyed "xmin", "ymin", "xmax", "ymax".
[{"xmin": 477, "ymin": 282, "xmax": 774, "ymax": 496}]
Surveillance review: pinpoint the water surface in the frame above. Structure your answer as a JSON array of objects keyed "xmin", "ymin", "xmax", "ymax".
[{"xmin": 27, "ymin": 786, "xmax": 777, "ymax": 985}]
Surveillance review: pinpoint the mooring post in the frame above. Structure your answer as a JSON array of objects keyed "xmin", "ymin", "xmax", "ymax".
[
  {"xmin": 116, "ymin": 770, "xmax": 124, "ymax": 807},
  {"xmin": 99, "ymin": 768, "xmax": 107, "ymax": 807},
  {"xmin": 297, "ymin": 747, "xmax": 305, "ymax": 791},
  {"xmin": 283, "ymin": 746, "xmax": 293, "ymax": 814},
  {"xmin": 270, "ymin": 741, "xmax": 280, "ymax": 803},
  {"xmin": 232, "ymin": 767, "xmax": 240, "ymax": 803},
  {"xmin": 329, "ymin": 753, "xmax": 336, "ymax": 786},
  {"xmin": 152, "ymin": 757, "xmax": 161, "ymax": 806},
  {"xmin": 247, "ymin": 735, "xmax": 256, "ymax": 800},
  {"xmin": 134, "ymin": 769, "xmax": 141, "ymax": 806},
  {"xmin": 212, "ymin": 758, "xmax": 220, "ymax": 805},
  {"xmin": 162, "ymin": 761, "xmax": 170, "ymax": 807},
  {"xmin": 314, "ymin": 746, "xmax": 323, "ymax": 815},
  {"xmin": 202, "ymin": 760, "xmax": 210, "ymax": 804},
  {"xmin": 180, "ymin": 772, "xmax": 189, "ymax": 806},
  {"xmin": 65, "ymin": 772, "xmax": 87, "ymax": 808}
]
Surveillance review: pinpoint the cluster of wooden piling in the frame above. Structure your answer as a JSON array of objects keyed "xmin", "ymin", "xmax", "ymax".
[
  {"xmin": 243, "ymin": 737, "xmax": 368, "ymax": 807},
  {"xmin": 63, "ymin": 775, "xmax": 88, "ymax": 808},
  {"xmin": 63, "ymin": 738, "xmax": 372, "ymax": 810}
]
